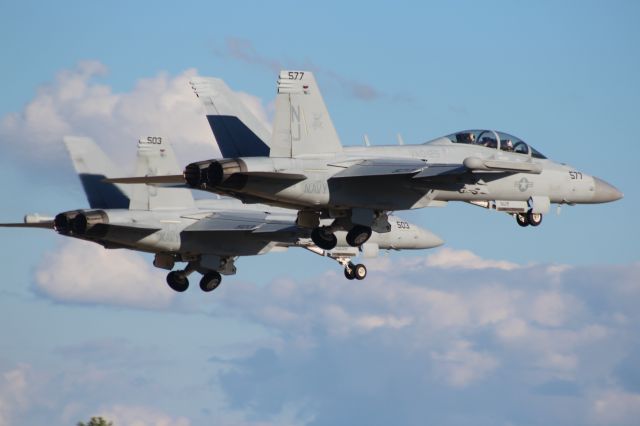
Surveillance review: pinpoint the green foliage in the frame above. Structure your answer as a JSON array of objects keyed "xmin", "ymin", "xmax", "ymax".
[{"xmin": 77, "ymin": 416, "xmax": 113, "ymax": 426}]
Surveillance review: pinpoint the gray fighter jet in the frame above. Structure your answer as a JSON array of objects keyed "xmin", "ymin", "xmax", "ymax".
[
  {"xmin": 112, "ymin": 70, "xmax": 623, "ymax": 251},
  {"xmin": 1, "ymin": 136, "xmax": 443, "ymax": 291}
]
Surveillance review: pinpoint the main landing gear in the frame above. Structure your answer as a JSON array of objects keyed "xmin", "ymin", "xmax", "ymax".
[
  {"xmin": 311, "ymin": 227, "xmax": 338, "ymax": 250},
  {"xmin": 199, "ymin": 271, "xmax": 222, "ymax": 292},
  {"xmin": 311, "ymin": 225, "xmax": 373, "ymax": 250},
  {"xmin": 167, "ymin": 270, "xmax": 190, "ymax": 292},
  {"xmin": 164, "ymin": 258, "xmax": 226, "ymax": 293},
  {"xmin": 166, "ymin": 269, "xmax": 223, "ymax": 292},
  {"xmin": 515, "ymin": 211, "xmax": 543, "ymax": 227},
  {"xmin": 343, "ymin": 262, "xmax": 367, "ymax": 280}
]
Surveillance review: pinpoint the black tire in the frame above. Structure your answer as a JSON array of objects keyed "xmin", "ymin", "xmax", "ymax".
[
  {"xmin": 346, "ymin": 225, "xmax": 372, "ymax": 247},
  {"xmin": 527, "ymin": 212, "xmax": 543, "ymax": 227},
  {"xmin": 354, "ymin": 264, "xmax": 367, "ymax": 280},
  {"xmin": 516, "ymin": 213, "xmax": 529, "ymax": 227},
  {"xmin": 344, "ymin": 265, "xmax": 356, "ymax": 280},
  {"xmin": 200, "ymin": 271, "xmax": 222, "ymax": 292},
  {"xmin": 311, "ymin": 227, "xmax": 338, "ymax": 250},
  {"xmin": 167, "ymin": 271, "xmax": 189, "ymax": 292}
]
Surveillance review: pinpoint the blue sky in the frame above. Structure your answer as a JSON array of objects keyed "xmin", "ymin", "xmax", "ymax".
[{"xmin": 0, "ymin": 1, "xmax": 638, "ymax": 425}]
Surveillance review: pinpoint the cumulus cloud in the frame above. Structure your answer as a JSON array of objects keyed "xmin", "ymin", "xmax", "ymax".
[
  {"xmin": 424, "ymin": 247, "xmax": 520, "ymax": 270},
  {"xmin": 591, "ymin": 389, "xmax": 640, "ymax": 426},
  {"xmin": 0, "ymin": 364, "xmax": 32, "ymax": 426},
  {"xmin": 0, "ymin": 60, "xmax": 271, "ymax": 171},
  {"xmin": 431, "ymin": 340, "xmax": 499, "ymax": 388},
  {"xmin": 204, "ymin": 252, "xmax": 640, "ymax": 425},
  {"xmin": 3, "ymin": 246, "xmax": 640, "ymax": 425},
  {"xmin": 34, "ymin": 239, "xmax": 173, "ymax": 309},
  {"xmin": 96, "ymin": 404, "xmax": 190, "ymax": 426}
]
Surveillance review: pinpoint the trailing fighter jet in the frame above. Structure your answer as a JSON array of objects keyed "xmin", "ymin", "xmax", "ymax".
[
  {"xmin": 1, "ymin": 136, "xmax": 443, "ymax": 291},
  {"xmin": 111, "ymin": 70, "xmax": 623, "ymax": 251}
]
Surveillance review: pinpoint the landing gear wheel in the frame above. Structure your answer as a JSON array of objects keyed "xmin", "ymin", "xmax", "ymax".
[
  {"xmin": 311, "ymin": 227, "xmax": 338, "ymax": 250},
  {"xmin": 354, "ymin": 264, "xmax": 367, "ymax": 280},
  {"xmin": 344, "ymin": 264, "xmax": 356, "ymax": 280},
  {"xmin": 167, "ymin": 271, "xmax": 189, "ymax": 292},
  {"xmin": 200, "ymin": 271, "xmax": 222, "ymax": 292},
  {"xmin": 346, "ymin": 225, "xmax": 372, "ymax": 247},
  {"xmin": 527, "ymin": 212, "xmax": 543, "ymax": 227},
  {"xmin": 516, "ymin": 213, "xmax": 529, "ymax": 227}
]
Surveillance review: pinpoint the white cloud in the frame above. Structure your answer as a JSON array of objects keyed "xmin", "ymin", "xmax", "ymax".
[
  {"xmin": 0, "ymin": 364, "xmax": 31, "ymax": 426},
  {"xmin": 96, "ymin": 404, "xmax": 190, "ymax": 426},
  {"xmin": 34, "ymin": 239, "xmax": 173, "ymax": 309},
  {"xmin": 234, "ymin": 91, "xmax": 273, "ymax": 134},
  {"xmin": 591, "ymin": 390, "xmax": 640, "ymax": 426},
  {"xmin": 530, "ymin": 291, "xmax": 571, "ymax": 327},
  {"xmin": 0, "ymin": 61, "xmax": 272, "ymax": 170},
  {"xmin": 431, "ymin": 340, "xmax": 499, "ymax": 388},
  {"xmin": 424, "ymin": 247, "xmax": 520, "ymax": 270}
]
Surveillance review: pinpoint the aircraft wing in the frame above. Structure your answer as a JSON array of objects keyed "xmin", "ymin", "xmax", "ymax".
[
  {"xmin": 330, "ymin": 158, "xmax": 427, "ymax": 179},
  {"xmin": 0, "ymin": 221, "xmax": 54, "ymax": 229},
  {"xmin": 183, "ymin": 211, "xmax": 297, "ymax": 234},
  {"xmin": 331, "ymin": 156, "xmax": 541, "ymax": 181},
  {"xmin": 105, "ymin": 171, "xmax": 306, "ymax": 185},
  {"xmin": 0, "ymin": 214, "xmax": 54, "ymax": 229}
]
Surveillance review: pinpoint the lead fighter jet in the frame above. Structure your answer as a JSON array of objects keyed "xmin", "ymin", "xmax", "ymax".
[
  {"xmin": 1, "ymin": 136, "xmax": 443, "ymax": 292},
  {"xmin": 112, "ymin": 70, "xmax": 623, "ymax": 250}
]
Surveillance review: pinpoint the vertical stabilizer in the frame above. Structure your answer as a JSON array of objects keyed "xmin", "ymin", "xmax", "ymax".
[
  {"xmin": 63, "ymin": 136, "xmax": 131, "ymax": 209},
  {"xmin": 129, "ymin": 136, "xmax": 196, "ymax": 210},
  {"xmin": 271, "ymin": 71, "xmax": 343, "ymax": 158},
  {"xmin": 190, "ymin": 77, "xmax": 271, "ymax": 158}
]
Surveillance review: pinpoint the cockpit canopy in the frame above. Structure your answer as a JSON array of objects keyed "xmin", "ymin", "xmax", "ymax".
[{"xmin": 443, "ymin": 130, "xmax": 547, "ymax": 159}]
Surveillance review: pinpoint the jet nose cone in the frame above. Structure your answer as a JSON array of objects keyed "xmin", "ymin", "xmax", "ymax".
[
  {"xmin": 593, "ymin": 177, "xmax": 623, "ymax": 203},
  {"xmin": 420, "ymin": 229, "xmax": 445, "ymax": 249}
]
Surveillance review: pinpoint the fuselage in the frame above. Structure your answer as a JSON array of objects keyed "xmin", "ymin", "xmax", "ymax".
[
  {"xmin": 54, "ymin": 198, "xmax": 443, "ymax": 259},
  {"xmin": 199, "ymin": 131, "xmax": 622, "ymax": 212}
]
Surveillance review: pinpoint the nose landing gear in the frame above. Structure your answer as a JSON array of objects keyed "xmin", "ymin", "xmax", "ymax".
[{"xmin": 344, "ymin": 262, "xmax": 367, "ymax": 280}]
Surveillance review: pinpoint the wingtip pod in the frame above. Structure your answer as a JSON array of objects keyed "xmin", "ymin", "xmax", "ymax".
[
  {"xmin": 0, "ymin": 213, "xmax": 55, "ymax": 229},
  {"xmin": 24, "ymin": 213, "xmax": 54, "ymax": 224}
]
